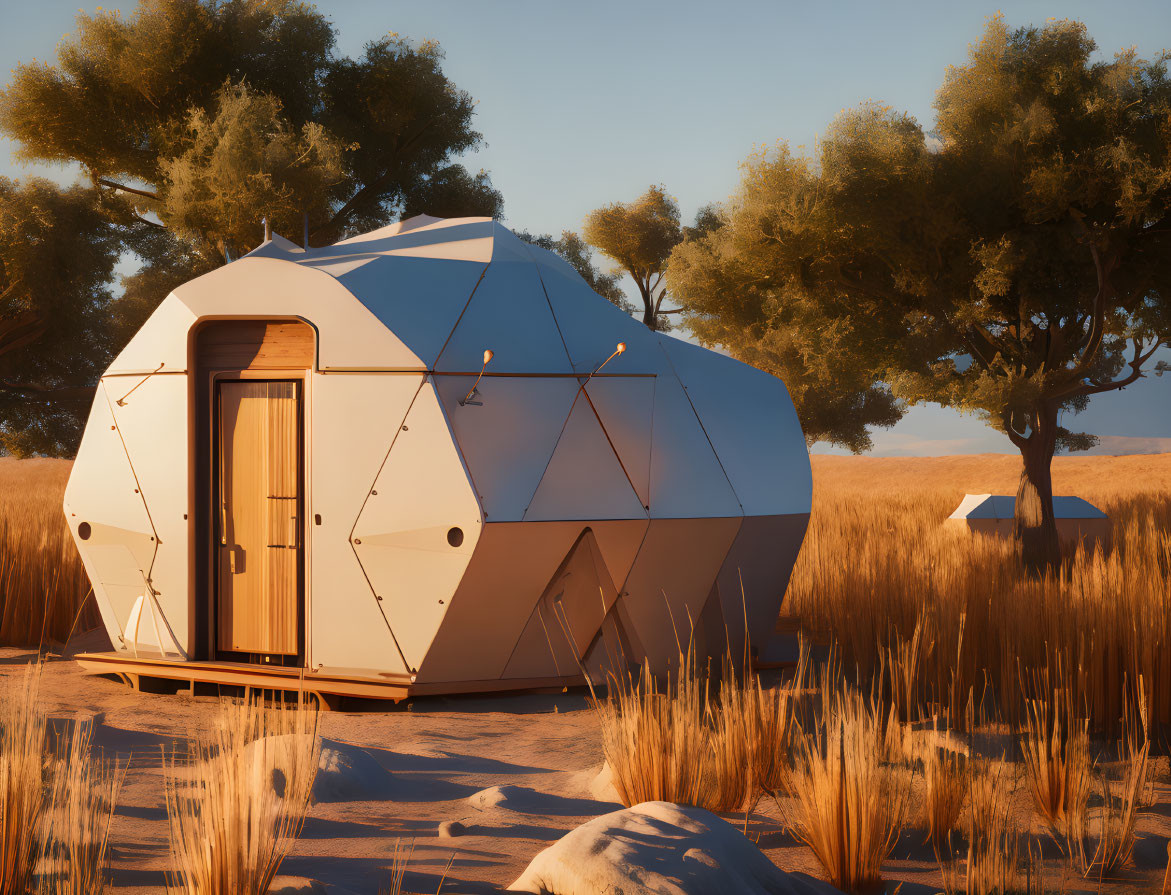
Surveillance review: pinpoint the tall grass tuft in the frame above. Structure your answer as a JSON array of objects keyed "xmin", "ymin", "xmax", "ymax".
[
  {"xmin": 38, "ymin": 719, "xmax": 122, "ymax": 895},
  {"xmin": 165, "ymin": 697, "xmax": 320, "ymax": 895},
  {"xmin": 948, "ymin": 759, "xmax": 1022, "ymax": 895},
  {"xmin": 0, "ymin": 459, "xmax": 95, "ymax": 647},
  {"xmin": 596, "ymin": 651, "xmax": 714, "ymax": 809},
  {"xmin": 0, "ymin": 666, "xmax": 47, "ymax": 894},
  {"xmin": 784, "ymin": 680, "xmax": 908, "ymax": 892},
  {"xmin": 921, "ymin": 738, "xmax": 967, "ymax": 846},
  {"xmin": 1020, "ymin": 690, "xmax": 1091, "ymax": 866},
  {"xmin": 595, "ymin": 646, "xmax": 803, "ymax": 813},
  {"xmin": 1090, "ymin": 688, "xmax": 1149, "ymax": 876}
]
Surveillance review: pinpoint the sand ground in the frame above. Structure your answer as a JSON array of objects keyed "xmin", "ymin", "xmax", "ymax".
[{"xmin": 4, "ymin": 643, "xmax": 1169, "ymax": 895}]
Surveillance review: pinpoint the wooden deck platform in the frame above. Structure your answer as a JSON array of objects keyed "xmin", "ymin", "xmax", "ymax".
[{"xmin": 74, "ymin": 652, "xmax": 586, "ymax": 705}]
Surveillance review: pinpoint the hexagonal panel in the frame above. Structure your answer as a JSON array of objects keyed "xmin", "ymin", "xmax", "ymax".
[{"xmin": 352, "ymin": 381, "xmax": 483, "ymax": 673}]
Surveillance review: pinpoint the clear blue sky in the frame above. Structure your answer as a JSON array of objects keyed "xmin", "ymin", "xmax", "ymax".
[{"xmin": 3, "ymin": 0, "xmax": 1169, "ymax": 455}]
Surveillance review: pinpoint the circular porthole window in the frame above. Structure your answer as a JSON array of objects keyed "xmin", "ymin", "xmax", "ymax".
[
  {"xmin": 446, "ymin": 527, "xmax": 464, "ymax": 548},
  {"xmin": 78, "ymin": 522, "xmax": 92, "ymax": 540}
]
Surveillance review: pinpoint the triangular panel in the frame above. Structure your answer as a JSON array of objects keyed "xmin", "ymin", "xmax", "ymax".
[
  {"xmin": 589, "ymin": 519, "xmax": 651, "ymax": 597},
  {"xmin": 435, "ymin": 228, "xmax": 573, "ymax": 374},
  {"xmin": 529, "ymin": 245, "xmax": 662, "ymax": 375},
  {"xmin": 502, "ymin": 529, "xmax": 618, "ymax": 680},
  {"xmin": 336, "ymin": 256, "xmax": 487, "ymax": 368},
  {"xmin": 434, "ymin": 375, "xmax": 580, "ymax": 522},
  {"xmin": 585, "ymin": 377, "xmax": 656, "ymax": 509},
  {"xmin": 619, "ymin": 517, "xmax": 743, "ymax": 674},
  {"xmin": 524, "ymin": 394, "xmax": 647, "ymax": 522},
  {"xmin": 648, "ymin": 367, "xmax": 742, "ymax": 519}
]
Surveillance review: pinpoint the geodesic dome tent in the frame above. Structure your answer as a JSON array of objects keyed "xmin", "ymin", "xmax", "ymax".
[
  {"xmin": 63, "ymin": 215, "xmax": 812, "ymax": 699},
  {"xmin": 946, "ymin": 493, "xmax": 1110, "ymax": 550}
]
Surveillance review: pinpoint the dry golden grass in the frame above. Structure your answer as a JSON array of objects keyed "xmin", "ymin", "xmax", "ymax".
[
  {"xmin": 165, "ymin": 697, "xmax": 320, "ymax": 895},
  {"xmin": 920, "ymin": 735, "xmax": 967, "ymax": 846},
  {"xmin": 0, "ymin": 666, "xmax": 47, "ymax": 894},
  {"xmin": 789, "ymin": 453, "xmax": 1171, "ymax": 732},
  {"xmin": 1090, "ymin": 695, "xmax": 1150, "ymax": 877},
  {"xmin": 595, "ymin": 647, "xmax": 803, "ymax": 813},
  {"xmin": 38, "ymin": 719, "xmax": 122, "ymax": 895},
  {"xmin": 379, "ymin": 842, "xmax": 454, "ymax": 895},
  {"xmin": 783, "ymin": 678, "xmax": 909, "ymax": 893},
  {"xmin": 1020, "ymin": 692, "xmax": 1091, "ymax": 867},
  {"xmin": 948, "ymin": 758, "xmax": 1023, "ymax": 895},
  {"xmin": 0, "ymin": 459, "xmax": 95, "ymax": 647},
  {"xmin": 0, "ymin": 665, "xmax": 120, "ymax": 894}
]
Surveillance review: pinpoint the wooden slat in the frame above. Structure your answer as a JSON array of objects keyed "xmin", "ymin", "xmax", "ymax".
[{"xmin": 197, "ymin": 321, "xmax": 314, "ymax": 370}]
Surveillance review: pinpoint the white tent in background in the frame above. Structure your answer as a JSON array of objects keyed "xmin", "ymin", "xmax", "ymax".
[
  {"xmin": 946, "ymin": 493, "xmax": 1110, "ymax": 549},
  {"xmin": 63, "ymin": 216, "xmax": 813, "ymax": 702}
]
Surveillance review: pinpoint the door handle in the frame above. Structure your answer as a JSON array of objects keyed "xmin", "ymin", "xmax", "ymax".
[
  {"xmin": 227, "ymin": 545, "xmax": 245, "ymax": 574},
  {"xmin": 289, "ymin": 515, "xmax": 298, "ymax": 550}
]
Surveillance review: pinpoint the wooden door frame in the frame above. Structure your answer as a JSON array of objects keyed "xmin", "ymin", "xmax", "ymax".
[{"xmin": 209, "ymin": 369, "xmax": 308, "ymax": 666}]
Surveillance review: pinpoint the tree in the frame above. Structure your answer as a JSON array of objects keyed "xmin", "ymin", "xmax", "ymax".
[
  {"xmin": 0, "ymin": 0, "xmax": 502, "ymax": 266},
  {"xmin": 667, "ymin": 17, "xmax": 1171, "ymax": 569},
  {"xmin": 583, "ymin": 185, "xmax": 687, "ymax": 330},
  {"xmin": 669, "ymin": 195, "xmax": 904, "ymax": 452},
  {"xmin": 515, "ymin": 230, "xmax": 635, "ymax": 313},
  {"xmin": 0, "ymin": 179, "xmax": 126, "ymax": 456}
]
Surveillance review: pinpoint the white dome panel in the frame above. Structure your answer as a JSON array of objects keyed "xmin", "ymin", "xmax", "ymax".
[
  {"xmin": 658, "ymin": 335, "xmax": 811, "ymax": 518},
  {"xmin": 435, "ymin": 375, "xmax": 580, "ymax": 522}
]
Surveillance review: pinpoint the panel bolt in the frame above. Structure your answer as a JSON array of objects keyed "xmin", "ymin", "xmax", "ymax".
[{"xmin": 353, "ymin": 538, "xmax": 361, "ymax": 545}]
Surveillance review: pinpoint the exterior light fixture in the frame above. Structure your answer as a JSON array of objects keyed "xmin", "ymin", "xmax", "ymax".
[
  {"xmin": 460, "ymin": 348, "xmax": 494, "ymax": 406},
  {"xmin": 582, "ymin": 342, "xmax": 627, "ymax": 390}
]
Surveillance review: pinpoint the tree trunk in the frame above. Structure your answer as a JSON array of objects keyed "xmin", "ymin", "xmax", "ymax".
[{"xmin": 1015, "ymin": 402, "xmax": 1061, "ymax": 573}]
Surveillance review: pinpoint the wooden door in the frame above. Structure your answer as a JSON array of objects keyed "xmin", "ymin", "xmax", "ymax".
[{"xmin": 216, "ymin": 380, "xmax": 301, "ymax": 656}]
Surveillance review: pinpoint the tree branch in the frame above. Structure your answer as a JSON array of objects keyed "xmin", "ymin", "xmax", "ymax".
[
  {"xmin": 1002, "ymin": 410, "xmax": 1028, "ymax": 450},
  {"xmin": 97, "ymin": 178, "xmax": 160, "ymax": 201},
  {"xmin": 1062, "ymin": 338, "xmax": 1164, "ymax": 398},
  {"xmin": 1063, "ymin": 210, "xmax": 1116, "ymax": 382}
]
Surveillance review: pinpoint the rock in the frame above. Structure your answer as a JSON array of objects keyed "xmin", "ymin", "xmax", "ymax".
[
  {"xmin": 268, "ymin": 878, "xmax": 328, "ymax": 895},
  {"xmin": 268, "ymin": 877, "xmax": 360, "ymax": 895},
  {"xmin": 438, "ymin": 820, "xmax": 467, "ymax": 838},
  {"xmin": 467, "ymin": 784, "xmax": 610, "ymax": 816},
  {"xmin": 468, "ymin": 784, "xmax": 517, "ymax": 810},
  {"xmin": 312, "ymin": 739, "xmax": 395, "ymax": 804},
  {"xmin": 247, "ymin": 736, "xmax": 395, "ymax": 804},
  {"xmin": 508, "ymin": 801, "xmax": 842, "ymax": 895}
]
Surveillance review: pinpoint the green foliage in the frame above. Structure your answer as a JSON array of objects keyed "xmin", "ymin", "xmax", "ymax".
[
  {"xmin": 668, "ymin": 16, "xmax": 1171, "ymax": 465},
  {"xmin": 159, "ymin": 83, "xmax": 347, "ymax": 260},
  {"xmin": 584, "ymin": 185, "xmax": 685, "ymax": 329},
  {"xmin": 515, "ymin": 229, "xmax": 634, "ymax": 312},
  {"xmin": 0, "ymin": 0, "xmax": 502, "ymax": 262},
  {"xmin": 0, "ymin": 179, "xmax": 126, "ymax": 456}
]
